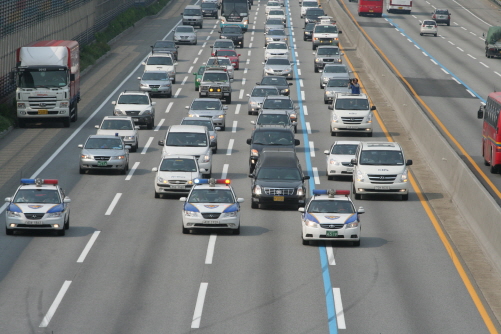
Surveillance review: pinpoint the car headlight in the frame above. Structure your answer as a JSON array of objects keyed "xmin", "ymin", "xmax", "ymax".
[
  {"xmin": 7, "ymin": 211, "xmax": 22, "ymax": 218},
  {"xmin": 329, "ymin": 159, "xmax": 341, "ymax": 166},
  {"xmin": 81, "ymin": 154, "xmax": 92, "ymax": 159},
  {"xmin": 305, "ymin": 32, "xmax": 311, "ymax": 35},
  {"xmin": 304, "ymin": 219, "xmax": 318, "ymax": 228},
  {"xmin": 116, "ymin": 155, "xmax": 126, "ymax": 160},
  {"xmin": 218, "ymin": 114, "xmax": 224, "ymax": 118},
  {"xmin": 253, "ymin": 185, "xmax": 262, "ymax": 195},
  {"xmin": 221, "ymin": 35, "xmax": 228, "ymax": 39},
  {"xmin": 282, "ymin": 68, "xmax": 291, "ymax": 73},
  {"xmin": 184, "ymin": 210, "xmax": 200, "ymax": 217},
  {"xmin": 161, "ymin": 83, "xmax": 171, "ymax": 88},
  {"xmin": 264, "ymin": 67, "xmax": 272, "ymax": 72},
  {"xmin": 168, "ymin": 71, "xmax": 175, "ymax": 76},
  {"xmin": 331, "ymin": 114, "xmax": 339, "ymax": 123},
  {"xmin": 202, "ymin": 155, "xmax": 210, "ymax": 163},
  {"xmin": 284, "ymin": 37, "xmax": 288, "ymax": 41},
  {"xmin": 250, "ymin": 101, "xmax": 258, "ymax": 107},
  {"xmin": 142, "ymin": 109, "xmax": 152, "ymax": 115},
  {"xmin": 335, "ymin": 58, "xmax": 342, "ymax": 63},
  {"xmin": 346, "ymin": 221, "xmax": 360, "ymax": 229},
  {"xmin": 140, "ymin": 83, "xmax": 149, "ymax": 88},
  {"xmin": 355, "ymin": 169, "xmax": 364, "ymax": 182},
  {"xmin": 315, "ymin": 58, "xmax": 321, "ymax": 63},
  {"xmin": 322, "ymin": 77, "xmax": 330, "ymax": 83},
  {"xmin": 197, "ymin": 78, "xmax": 201, "ymax": 82},
  {"xmin": 289, "ymin": 113, "xmax": 297, "ymax": 120},
  {"xmin": 251, "ymin": 149, "xmax": 259, "ymax": 157},
  {"xmin": 157, "ymin": 176, "xmax": 167, "ymax": 184},
  {"xmin": 17, "ymin": 103, "xmax": 26, "ymax": 108},
  {"xmin": 266, "ymin": 37, "xmax": 273, "ymax": 41},
  {"xmin": 366, "ymin": 112, "xmax": 373, "ymax": 124},
  {"xmin": 297, "ymin": 186, "xmax": 304, "ymax": 196},
  {"xmin": 326, "ymin": 91, "xmax": 335, "ymax": 96},
  {"xmin": 60, "ymin": 102, "xmax": 69, "ymax": 108},
  {"xmin": 210, "ymin": 135, "xmax": 215, "ymax": 140},
  {"xmin": 47, "ymin": 212, "xmax": 63, "ymax": 218},
  {"xmin": 221, "ymin": 211, "xmax": 237, "ymax": 218},
  {"xmin": 401, "ymin": 169, "xmax": 409, "ymax": 183},
  {"xmin": 124, "ymin": 136, "xmax": 135, "ymax": 140},
  {"xmin": 281, "ymin": 89, "xmax": 289, "ymax": 94},
  {"xmin": 114, "ymin": 109, "xmax": 126, "ymax": 115}
]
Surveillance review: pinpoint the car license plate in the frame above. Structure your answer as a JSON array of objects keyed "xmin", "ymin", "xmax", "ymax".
[
  {"xmin": 347, "ymin": 126, "xmax": 358, "ymax": 129},
  {"xmin": 369, "ymin": 10, "xmax": 373, "ymax": 12},
  {"xmin": 152, "ymin": 88, "xmax": 158, "ymax": 92},
  {"xmin": 273, "ymin": 196, "xmax": 284, "ymax": 201},
  {"xmin": 346, "ymin": 167, "xmax": 354, "ymax": 172},
  {"xmin": 203, "ymin": 220, "xmax": 219, "ymax": 224},
  {"xmin": 38, "ymin": 109, "xmax": 48, "ymax": 115},
  {"xmin": 97, "ymin": 161, "xmax": 108, "ymax": 167},
  {"xmin": 170, "ymin": 185, "xmax": 185, "ymax": 189},
  {"xmin": 25, "ymin": 220, "xmax": 43, "ymax": 225},
  {"xmin": 375, "ymin": 186, "xmax": 390, "ymax": 190},
  {"xmin": 398, "ymin": 6, "xmax": 403, "ymax": 9},
  {"xmin": 326, "ymin": 230, "xmax": 338, "ymax": 237}
]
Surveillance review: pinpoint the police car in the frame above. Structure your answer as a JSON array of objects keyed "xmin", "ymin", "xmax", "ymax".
[
  {"xmin": 299, "ymin": 189, "xmax": 364, "ymax": 246},
  {"xmin": 5, "ymin": 179, "xmax": 71, "ymax": 236},
  {"xmin": 179, "ymin": 178, "xmax": 244, "ymax": 234}
]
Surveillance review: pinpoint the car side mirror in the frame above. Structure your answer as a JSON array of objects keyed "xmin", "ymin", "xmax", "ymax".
[
  {"xmin": 478, "ymin": 102, "xmax": 486, "ymax": 119},
  {"xmin": 248, "ymin": 173, "xmax": 254, "ymax": 178},
  {"xmin": 179, "ymin": 197, "xmax": 187, "ymax": 201},
  {"xmin": 338, "ymin": 30, "xmax": 342, "ymax": 33},
  {"xmin": 328, "ymin": 104, "xmax": 334, "ymax": 110},
  {"xmin": 406, "ymin": 159, "xmax": 413, "ymax": 166},
  {"xmin": 250, "ymin": 120, "xmax": 256, "ymax": 125},
  {"xmin": 94, "ymin": 125, "xmax": 99, "ymax": 129},
  {"xmin": 135, "ymin": 126, "xmax": 140, "ymax": 130},
  {"xmin": 288, "ymin": 83, "xmax": 293, "ymax": 86},
  {"xmin": 351, "ymin": 158, "xmax": 357, "ymax": 165},
  {"xmin": 230, "ymin": 79, "xmax": 234, "ymax": 82},
  {"xmin": 174, "ymin": 63, "xmax": 178, "ymax": 66},
  {"xmin": 312, "ymin": 52, "xmax": 315, "ymax": 55},
  {"xmin": 371, "ymin": 106, "xmax": 376, "ymax": 110},
  {"xmin": 294, "ymin": 139, "xmax": 300, "ymax": 146},
  {"xmin": 246, "ymin": 94, "xmax": 251, "ymax": 97},
  {"xmin": 158, "ymin": 140, "xmax": 165, "ymax": 146},
  {"xmin": 357, "ymin": 207, "xmax": 365, "ymax": 214},
  {"xmin": 223, "ymin": 106, "xmax": 228, "ymax": 110},
  {"xmin": 125, "ymin": 145, "xmax": 131, "ymax": 150},
  {"xmin": 210, "ymin": 46, "xmax": 214, "ymax": 48},
  {"xmin": 238, "ymin": 54, "xmax": 241, "ymax": 56},
  {"xmin": 152, "ymin": 102, "xmax": 156, "ymax": 106},
  {"xmin": 152, "ymin": 167, "xmax": 158, "ymax": 172},
  {"xmin": 141, "ymin": 62, "xmax": 146, "ymax": 66},
  {"xmin": 303, "ymin": 175, "xmax": 310, "ymax": 180},
  {"xmin": 298, "ymin": 207, "xmax": 304, "ymax": 212},
  {"xmin": 111, "ymin": 101, "xmax": 117, "ymax": 105},
  {"xmin": 77, "ymin": 144, "xmax": 83, "ymax": 148},
  {"xmin": 324, "ymin": 150, "xmax": 329, "ymax": 155},
  {"xmin": 246, "ymin": 138, "xmax": 252, "ymax": 145}
]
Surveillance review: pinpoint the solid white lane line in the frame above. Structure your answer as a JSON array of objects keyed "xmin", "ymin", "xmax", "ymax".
[
  {"xmin": 105, "ymin": 193, "xmax": 122, "ymax": 216},
  {"xmin": 312, "ymin": 167, "xmax": 320, "ymax": 184},
  {"xmin": 333, "ymin": 288, "xmax": 346, "ymax": 329},
  {"xmin": 227, "ymin": 139, "xmax": 234, "ymax": 155},
  {"xmin": 303, "ymin": 105, "xmax": 308, "ymax": 115},
  {"xmin": 232, "ymin": 121, "xmax": 237, "ymax": 133},
  {"xmin": 480, "ymin": 62, "xmax": 489, "ymax": 68},
  {"xmin": 221, "ymin": 164, "xmax": 229, "ymax": 179},
  {"xmin": 301, "ymin": 91, "xmax": 305, "ymax": 101},
  {"xmin": 466, "ymin": 89, "xmax": 476, "ymax": 97},
  {"xmin": 467, "ymin": 54, "xmax": 476, "ymax": 59},
  {"xmin": 326, "ymin": 246, "xmax": 336, "ymax": 265},
  {"xmin": 181, "ymin": 76, "xmax": 188, "ymax": 85},
  {"xmin": 77, "ymin": 231, "xmax": 101, "ymax": 263},
  {"xmin": 309, "ymin": 141, "xmax": 315, "ymax": 157},
  {"xmin": 198, "ymin": 49, "xmax": 203, "ymax": 56},
  {"xmin": 244, "ymin": 68, "xmax": 248, "ymax": 74},
  {"xmin": 242, "ymin": 78, "xmax": 246, "ymax": 85},
  {"xmin": 235, "ymin": 104, "xmax": 241, "ymax": 114},
  {"xmin": 300, "ymin": 79, "xmax": 304, "ymax": 88},
  {"xmin": 306, "ymin": 122, "xmax": 311, "ymax": 134},
  {"xmin": 440, "ymin": 68, "xmax": 448, "ymax": 74},
  {"xmin": 39, "ymin": 281, "xmax": 72, "ymax": 327},
  {"xmin": 191, "ymin": 282, "xmax": 209, "ymax": 328},
  {"xmin": 298, "ymin": 68, "xmax": 301, "ymax": 76},
  {"xmin": 166, "ymin": 102, "xmax": 173, "ymax": 113},
  {"xmin": 430, "ymin": 59, "xmax": 437, "ymax": 65},
  {"xmin": 193, "ymin": 57, "xmax": 199, "ymax": 64},
  {"xmin": 452, "ymin": 77, "xmax": 461, "ymax": 84},
  {"xmin": 154, "ymin": 118, "xmax": 165, "ymax": 131},
  {"xmin": 239, "ymin": 89, "xmax": 244, "ymax": 99},
  {"xmin": 141, "ymin": 137, "xmax": 154, "ymax": 154},
  {"xmin": 125, "ymin": 162, "xmax": 141, "ymax": 181},
  {"xmin": 205, "ymin": 234, "xmax": 217, "ymax": 264},
  {"xmin": 188, "ymin": 66, "xmax": 194, "ymax": 73},
  {"xmin": 174, "ymin": 88, "xmax": 182, "ymax": 98}
]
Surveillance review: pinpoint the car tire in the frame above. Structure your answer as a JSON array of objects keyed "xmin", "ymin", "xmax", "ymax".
[
  {"xmin": 6, "ymin": 227, "xmax": 13, "ymax": 235},
  {"xmin": 172, "ymin": 78, "xmax": 176, "ymax": 84},
  {"xmin": 312, "ymin": 44, "xmax": 316, "ymax": 50},
  {"xmin": 251, "ymin": 202, "xmax": 258, "ymax": 209},
  {"xmin": 327, "ymin": 175, "xmax": 333, "ymax": 180},
  {"xmin": 131, "ymin": 143, "xmax": 138, "ymax": 153},
  {"xmin": 420, "ymin": 33, "xmax": 423, "ymax": 36},
  {"xmin": 17, "ymin": 119, "xmax": 26, "ymax": 128},
  {"xmin": 147, "ymin": 120, "xmax": 154, "ymax": 130},
  {"xmin": 63, "ymin": 116, "xmax": 71, "ymax": 128},
  {"xmin": 302, "ymin": 236, "xmax": 309, "ymax": 245},
  {"xmin": 182, "ymin": 225, "xmax": 189, "ymax": 234},
  {"xmin": 367, "ymin": 132, "xmax": 373, "ymax": 137},
  {"xmin": 447, "ymin": 21, "xmax": 450, "ymax": 26},
  {"xmin": 155, "ymin": 191, "xmax": 160, "ymax": 198},
  {"xmin": 226, "ymin": 96, "xmax": 231, "ymax": 104},
  {"xmin": 64, "ymin": 217, "xmax": 70, "ymax": 230},
  {"xmin": 294, "ymin": 125, "xmax": 297, "ymax": 133},
  {"xmin": 324, "ymin": 99, "xmax": 329, "ymax": 104},
  {"xmin": 79, "ymin": 167, "xmax": 85, "ymax": 174},
  {"xmin": 320, "ymin": 83, "xmax": 323, "ymax": 89},
  {"xmin": 72, "ymin": 104, "xmax": 78, "ymax": 122},
  {"xmin": 233, "ymin": 225, "xmax": 240, "ymax": 235},
  {"xmin": 353, "ymin": 185, "xmax": 361, "ymax": 200},
  {"xmin": 402, "ymin": 194, "xmax": 409, "ymax": 201},
  {"xmin": 122, "ymin": 163, "xmax": 129, "ymax": 175},
  {"xmin": 434, "ymin": 33, "xmax": 437, "ymax": 37},
  {"xmin": 168, "ymin": 91, "xmax": 172, "ymax": 98},
  {"xmin": 303, "ymin": 37, "xmax": 306, "ymax": 41},
  {"xmin": 314, "ymin": 66, "xmax": 318, "ymax": 73},
  {"xmin": 353, "ymin": 240, "xmax": 361, "ymax": 247},
  {"xmin": 330, "ymin": 131, "xmax": 336, "ymax": 136}
]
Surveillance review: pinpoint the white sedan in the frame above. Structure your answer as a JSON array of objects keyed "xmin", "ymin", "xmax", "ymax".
[{"xmin": 324, "ymin": 141, "xmax": 360, "ymax": 180}]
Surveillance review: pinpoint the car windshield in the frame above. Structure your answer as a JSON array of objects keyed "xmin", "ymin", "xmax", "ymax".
[
  {"xmin": 207, "ymin": 58, "xmax": 231, "ymax": 65},
  {"xmin": 306, "ymin": 9, "xmax": 324, "ymax": 16},
  {"xmin": 142, "ymin": 72, "xmax": 169, "ymax": 81},
  {"xmin": 423, "ymin": 20, "xmax": 436, "ymax": 26},
  {"xmin": 203, "ymin": 72, "xmax": 229, "ymax": 82},
  {"xmin": 318, "ymin": 48, "xmax": 340, "ymax": 56},
  {"xmin": 101, "ymin": 120, "xmax": 133, "ymax": 130},
  {"xmin": 331, "ymin": 144, "xmax": 358, "ymax": 155},
  {"xmin": 323, "ymin": 65, "xmax": 346, "ymax": 73},
  {"xmin": 176, "ymin": 26, "xmax": 194, "ymax": 33},
  {"xmin": 261, "ymin": 77, "xmax": 287, "ymax": 85},
  {"xmin": 223, "ymin": 27, "xmax": 242, "ymax": 34},
  {"xmin": 257, "ymin": 167, "xmax": 301, "ymax": 180},
  {"xmin": 307, "ymin": 200, "xmax": 354, "ymax": 213},
  {"xmin": 267, "ymin": 2, "xmax": 280, "ymax": 6},
  {"xmin": 436, "ymin": 9, "xmax": 449, "ymax": 14},
  {"xmin": 147, "ymin": 56, "xmax": 173, "ymax": 65},
  {"xmin": 181, "ymin": 119, "xmax": 215, "ymax": 131},
  {"xmin": 314, "ymin": 25, "xmax": 338, "ymax": 33},
  {"xmin": 14, "ymin": 189, "xmax": 61, "ymax": 204},
  {"xmin": 305, "ymin": 23, "xmax": 315, "ymax": 30},
  {"xmin": 184, "ymin": 9, "xmax": 201, "ymax": 15},
  {"xmin": 154, "ymin": 41, "xmax": 175, "ymax": 48},
  {"xmin": 197, "ymin": 66, "xmax": 206, "ymax": 75},
  {"xmin": 252, "ymin": 131, "xmax": 294, "ymax": 145},
  {"xmin": 214, "ymin": 41, "xmax": 234, "ymax": 48},
  {"xmin": 166, "ymin": 133, "xmax": 208, "ymax": 147},
  {"xmin": 251, "ymin": 88, "xmax": 279, "ymax": 97},
  {"xmin": 159, "ymin": 158, "xmax": 197, "ymax": 172},
  {"xmin": 84, "ymin": 138, "xmax": 123, "ymax": 150},
  {"xmin": 334, "ymin": 98, "xmax": 369, "ymax": 110},
  {"xmin": 303, "ymin": 1, "xmax": 318, "ymax": 7},
  {"xmin": 216, "ymin": 50, "xmax": 237, "ymax": 57},
  {"xmin": 118, "ymin": 95, "xmax": 149, "ymax": 104},
  {"xmin": 266, "ymin": 19, "xmax": 283, "ymax": 25},
  {"xmin": 201, "ymin": 3, "xmax": 217, "ymax": 8},
  {"xmin": 268, "ymin": 30, "xmax": 286, "ymax": 36},
  {"xmin": 267, "ymin": 43, "xmax": 287, "ymax": 49},
  {"xmin": 188, "ymin": 189, "xmax": 234, "ymax": 203},
  {"xmin": 263, "ymin": 98, "xmax": 293, "ymax": 109},
  {"xmin": 359, "ymin": 150, "xmax": 404, "ymax": 165},
  {"xmin": 269, "ymin": 10, "xmax": 284, "ymax": 15},
  {"xmin": 191, "ymin": 100, "xmax": 222, "ymax": 110},
  {"xmin": 266, "ymin": 58, "xmax": 290, "ymax": 65},
  {"xmin": 257, "ymin": 114, "xmax": 289, "ymax": 125},
  {"xmin": 327, "ymin": 78, "xmax": 350, "ymax": 87}
]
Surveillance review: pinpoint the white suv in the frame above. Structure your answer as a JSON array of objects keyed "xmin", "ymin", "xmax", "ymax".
[
  {"xmin": 142, "ymin": 53, "xmax": 177, "ymax": 83},
  {"xmin": 351, "ymin": 142, "xmax": 413, "ymax": 201},
  {"xmin": 328, "ymin": 92, "xmax": 375, "ymax": 137},
  {"xmin": 111, "ymin": 91, "xmax": 156, "ymax": 129}
]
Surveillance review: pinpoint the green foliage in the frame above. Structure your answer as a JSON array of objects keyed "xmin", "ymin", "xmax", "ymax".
[{"xmin": 0, "ymin": 102, "xmax": 16, "ymax": 132}]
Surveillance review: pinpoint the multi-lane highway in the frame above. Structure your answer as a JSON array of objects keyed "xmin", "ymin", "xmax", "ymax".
[{"xmin": 0, "ymin": 0, "xmax": 498, "ymax": 333}]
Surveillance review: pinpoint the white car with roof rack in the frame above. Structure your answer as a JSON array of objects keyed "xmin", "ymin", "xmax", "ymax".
[
  {"xmin": 179, "ymin": 178, "xmax": 244, "ymax": 234},
  {"xmin": 95, "ymin": 115, "xmax": 139, "ymax": 152},
  {"xmin": 111, "ymin": 91, "xmax": 156, "ymax": 130},
  {"xmin": 205, "ymin": 57, "xmax": 235, "ymax": 79},
  {"xmin": 5, "ymin": 178, "xmax": 71, "ymax": 236},
  {"xmin": 152, "ymin": 155, "xmax": 201, "ymax": 198},
  {"xmin": 142, "ymin": 53, "xmax": 178, "ymax": 83},
  {"xmin": 299, "ymin": 189, "xmax": 365, "ymax": 246}
]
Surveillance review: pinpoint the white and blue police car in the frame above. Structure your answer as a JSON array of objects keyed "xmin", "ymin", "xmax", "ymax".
[
  {"xmin": 299, "ymin": 189, "xmax": 365, "ymax": 246},
  {"xmin": 5, "ymin": 178, "xmax": 71, "ymax": 236},
  {"xmin": 179, "ymin": 178, "xmax": 244, "ymax": 235}
]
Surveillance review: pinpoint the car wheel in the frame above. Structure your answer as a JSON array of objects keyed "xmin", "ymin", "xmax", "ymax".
[
  {"xmin": 303, "ymin": 37, "xmax": 306, "ymax": 41},
  {"xmin": 302, "ymin": 236, "xmax": 309, "ymax": 245},
  {"xmin": 314, "ymin": 66, "xmax": 318, "ymax": 73},
  {"xmin": 447, "ymin": 21, "xmax": 450, "ymax": 26},
  {"xmin": 434, "ymin": 33, "xmax": 437, "ymax": 37},
  {"xmin": 172, "ymin": 78, "xmax": 176, "ymax": 84},
  {"xmin": 155, "ymin": 191, "xmax": 160, "ymax": 198},
  {"xmin": 232, "ymin": 225, "xmax": 240, "ymax": 235},
  {"xmin": 353, "ymin": 240, "xmax": 361, "ymax": 247},
  {"xmin": 195, "ymin": 86, "xmax": 199, "ymax": 91},
  {"xmin": 64, "ymin": 217, "xmax": 70, "ymax": 230},
  {"xmin": 147, "ymin": 120, "xmax": 154, "ymax": 130},
  {"xmin": 6, "ymin": 227, "xmax": 13, "ymax": 235},
  {"xmin": 367, "ymin": 132, "xmax": 373, "ymax": 137},
  {"xmin": 294, "ymin": 125, "xmax": 297, "ymax": 134},
  {"xmin": 182, "ymin": 225, "xmax": 189, "ymax": 234},
  {"xmin": 213, "ymin": 146, "xmax": 217, "ymax": 153},
  {"xmin": 131, "ymin": 143, "xmax": 138, "ymax": 153},
  {"xmin": 330, "ymin": 131, "xmax": 336, "ymax": 136},
  {"xmin": 420, "ymin": 33, "xmax": 423, "ymax": 36},
  {"xmin": 312, "ymin": 44, "xmax": 316, "ymax": 50},
  {"xmin": 122, "ymin": 163, "xmax": 129, "ymax": 175},
  {"xmin": 402, "ymin": 194, "xmax": 409, "ymax": 201},
  {"xmin": 327, "ymin": 175, "xmax": 333, "ymax": 181},
  {"xmin": 62, "ymin": 116, "xmax": 71, "ymax": 128},
  {"xmin": 353, "ymin": 185, "xmax": 361, "ymax": 200},
  {"xmin": 72, "ymin": 104, "xmax": 78, "ymax": 122},
  {"xmin": 251, "ymin": 202, "xmax": 258, "ymax": 209},
  {"xmin": 226, "ymin": 96, "xmax": 231, "ymax": 104},
  {"xmin": 324, "ymin": 99, "xmax": 329, "ymax": 104},
  {"xmin": 79, "ymin": 167, "xmax": 85, "ymax": 174}
]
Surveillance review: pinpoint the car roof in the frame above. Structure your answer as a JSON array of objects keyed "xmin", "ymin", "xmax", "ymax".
[
  {"xmin": 192, "ymin": 98, "xmax": 222, "ymax": 102},
  {"xmin": 259, "ymin": 154, "xmax": 299, "ymax": 167},
  {"xmin": 335, "ymin": 92, "xmax": 368, "ymax": 99},
  {"xmin": 264, "ymin": 95, "xmax": 291, "ymax": 100},
  {"xmin": 102, "ymin": 116, "xmax": 134, "ymax": 121},
  {"xmin": 360, "ymin": 141, "xmax": 402, "ymax": 150},
  {"xmin": 333, "ymin": 140, "xmax": 361, "ymax": 145},
  {"xmin": 168, "ymin": 124, "xmax": 208, "ymax": 133},
  {"xmin": 181, "ymin": 116, "xmax": 214, "ymax": 122},
  {"xmin": 161, "ymin": 154, "xmax": 198, "ymax": 160},
  {"xmin": 88, "ymin": 134, "xmax": 124, "ymax": 139},
  {"xmin": 119, "ymin": 90, "xmax": 148, "ymax": 95}
]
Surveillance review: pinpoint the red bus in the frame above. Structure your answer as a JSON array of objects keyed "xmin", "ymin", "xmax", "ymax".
[
  {"xmin": 358, "ymin": 0, "xmax": 383, "ymax": 17},
  {"xmin": 478, "ymin": 92, "xmax": 501, "ymax": 173}
]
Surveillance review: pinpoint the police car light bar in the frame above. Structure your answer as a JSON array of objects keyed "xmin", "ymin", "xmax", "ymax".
[
  {"xmin": 194, "ymin": 178, "xmax": 231, "ymax": 185},
  {"xmin": 313, "ymin": 189, "xmax": 350, "ymax": 197},
  {"xmin": 21, "ymin": 178, "xmax": 58, "ymax": 185}
]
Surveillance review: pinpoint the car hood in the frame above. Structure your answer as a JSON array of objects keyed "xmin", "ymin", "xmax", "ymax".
[
  {"xmin": 314, "ymin": 32, "xmax": 339, "ymax": 37},
  {"xmin": 115, "ymin": 104, "xmax": 151, "ymax": 112},
  {"xmin": 254, "ymin": 179, "xmax": 303, "ymax": 188},
  {"xmin": 251, "ymin": 142, "xmax": 295, "ymax": 154},
  {"xmin": 304, "ymin": 212, "xmax": 359, "ymax": 225},
  {"xmin": 221, "ymin": 33, "xmax": 243, "ymax": 37},
  {"xmin": 325, "ymin": 87, "xmax": 350, "ymax": 94},
  {"xmin": 261, "ymin": 108, "xmax": 294, "ymax": 114},
  {"xmin": 8, "ymin": 203, "xmax": 65, "ymax": 214},
  {"xmin": 331, "ymin": 109, "xmax": 369, "ymax": 116},
  {"xmin": 249, "ymin": 97, "xmax": 266, "ymax": 104},
  {"xmin": 357, "ymin": 165, "xmax": 407, "ymax": 174},
  {"xmin": 157, "ymin": 171, "xmax": 200, "ymax": 181},
  {"xmin": 163, "ymin": 146, "xmax": 210, "ymax": 156},
  {"xmin": 183, "ymin": 202, "xmax": 238, "ymax": 213},
  {"xmin": 153, "ymin": 48, "xmax": 177, "ymax": 53},
  {"xmin": 97, "ymin": 129, "xmax": 136, "ymax": 137},
  {"xmin": 188, "ymin": 109, "xmax": 224, "ymax": 116},
  {"xmin": 265, "ymin": 65, "xmax": 292, "ymax": 71},
  {"xmin": 81, "ymin": 148, "xmax": 127, "ymax": 156},
  {"xmin": 328, "ymin": 154, "xmax": 355, "ymax": 163},
  {"xmin": 140, "ymin": 79, "xmax": 171, "ymax": 85},
  {"xmin": 144, "ymin": 64, "xmax": 175, "ymax": 72}
]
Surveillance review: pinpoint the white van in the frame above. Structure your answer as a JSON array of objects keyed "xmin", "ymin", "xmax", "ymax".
[
  {"xmin": 351, "ymin": 142, "xmax": 413, "ymax": 200},
  {"xmin": 158, "ymin": 125, "xmax": 215, "ymax": 177},
  {"xmin": 328, "ymin": 92, "xmax": 375, "ymax": 137}
]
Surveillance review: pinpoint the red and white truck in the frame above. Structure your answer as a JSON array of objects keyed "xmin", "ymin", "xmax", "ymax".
[
  {"xmin": 387, "ymin": 0, "xmax": 412, "ymax": 14},
  {"xmin": 13, "ymin": 40, "xmax": 80, "ymax": 127}
]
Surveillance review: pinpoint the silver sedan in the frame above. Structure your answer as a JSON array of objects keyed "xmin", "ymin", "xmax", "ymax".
[
  {"xmin": 262, "ymin": 58, "xmax": 294, "ymax": 79},
  {"xmin": 246, "ymin": 85, "xmax": 280, "ymax": 115},
  {"xmin": 138, "ymin": 71, "xmax": 172, "ymax": 97}
]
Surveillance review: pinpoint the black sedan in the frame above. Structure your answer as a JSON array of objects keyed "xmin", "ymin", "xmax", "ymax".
[
  {"xmin": 219, "ymin": 25, "xmax": 244, "ymax": 48},
  {"xmin": 256, "ymin": 76, "xmax": 293, "ymax": 96}
]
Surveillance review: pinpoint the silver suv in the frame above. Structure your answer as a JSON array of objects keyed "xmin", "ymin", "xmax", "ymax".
[
  {"xmin": 185, "ymin": 98, "xmax": 228, "ymax": 130},
  {"xmin": 198, "ymin": 67, "xmax": 233, "ymax": 104},
  {"xmin": 111, "ymin": 91, "xmax": 156, "ymax": 130},
  {"xmin": 95, "ymin": 116, "xmax": 139, "ymax": 152},
  {"xmin": 182, "ymin": 5, "xmax": 203, "ymax": 29},
  {"xmin": 313, "ymin": 46, "xmax": 343, "ymax": 73}
]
